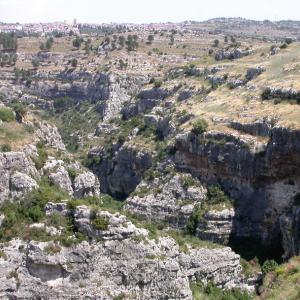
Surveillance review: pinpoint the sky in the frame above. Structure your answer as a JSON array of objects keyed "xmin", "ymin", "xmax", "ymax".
[{"xmin": 0, "ymin": 0, "xmax": 300, "ymax": 24}]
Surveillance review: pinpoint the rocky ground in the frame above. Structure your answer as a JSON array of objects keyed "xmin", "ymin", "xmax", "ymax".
[{"xmin": 1, "ymin": 19, "xmax": 300, "ymax": 299}]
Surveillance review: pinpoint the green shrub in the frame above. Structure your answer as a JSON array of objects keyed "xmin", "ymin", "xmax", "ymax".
[
  {"xmin": 100, "ymin": 194, "xmax": 124, "ymax": 213},
  {"xmin": 27, "ymin": 206, "xmax": 44, "ymax": 222},
  {"xmin": 182, "ymin": 175, "xmax": 200, "ymax": 189},
  {"xmin": 0, "ymin": 108, "xmax": 15, "ymax": 122},
  {"xmin": 91, "ymin": 216, "xmax": 109, "ymax": 231},
  {"xmin": 186, "ymin": 205, "xmax": 205, "ymax": 235},
  {"xmin": 190, "ymin": 280, "xmax": 251, "ymax": 300},
  {"xmin": 1, "ymin": 144, "xmax": 11, "ymax": 152},
  {"xmin": 207, "ymin": 186, "xmax": 232, "ymax": 205},
  {"xmin": 192, "ymin": 119, "xmax": 208, "ymax": 135},
  {"xmin": 67, "ymin": 168, "xmax": 77, "ymax": 181},
  {"xmin": 153, "ymin": 80, "xmax": 162, "ymax": 88},
  {"xmin": 262, "ymin": 259, "xmax": 278, "ymax": 274},
  {"xmin": 32, "ymin": 142, "xmax": 48, "ymax": 170},
  {"xmin": 280, "ymin": 43, "xmax": 288, "ymax": 49},
  {"xmin": 285, "ymin": 37, "xmax": 293, "ymax": 45}
]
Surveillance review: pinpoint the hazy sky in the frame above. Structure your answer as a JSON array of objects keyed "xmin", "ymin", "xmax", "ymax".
[{"xmin": 0, "ymin": 0, "xmax": 300, "ymax": 24}]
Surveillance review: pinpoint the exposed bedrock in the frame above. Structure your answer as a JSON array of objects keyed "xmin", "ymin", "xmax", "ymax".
[
  {"xmin": 88, "ymin": 143, "xmax": 153, "ymax": 199},
  {"xmin": 27, "ymin": 71, "xmax": 147, "ymax": 120},
  {"xmin": 174, "ymin": 126, "xmax": 300, "ymax": 257},
  {"xmin": 0, "ymin": 209, "xmax": 254, "ymax": 299}
]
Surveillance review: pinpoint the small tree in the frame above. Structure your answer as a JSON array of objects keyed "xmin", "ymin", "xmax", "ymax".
[
  {"xmin": 213, "ymin": 39, "xmax": 220, "ymax": 47},
  {"xmin": 262, "ymin": 260, "xmax": 278, "ymax": 274},
  {"xmin": 39, "ymin": 42, "xmax": 45, "ymax": 51},
  {"xmin": 285, "ymin": 37, "xmax": 293, "ymax": 45},
  {"xmin": 31, "ymin": 58, "xmax": 40, "ymax": 69},
  {"xmin": 71, "ymin": 58, "xmax": 78, "ymax": 68},
  {"xmin": 118, "ymin": 36, "xmax": 125, "ymax": 48},
  {"xmin": 191, "ymin": 119, "xmax": 208, "ymax": 135},
  {"xmin": 147, "ymin": 35, "xmax": 154, "ymax": 45},
  {"xmin": 72, "ymin": 36, "xmax": 83, "ymax": 49},
  {"xmin": 13, "ymin": 102, "xmax": 27, "ymax": 123},
  {"xmin": 45, "ymin": 37, "xmax": 54, "ymax": 51}
]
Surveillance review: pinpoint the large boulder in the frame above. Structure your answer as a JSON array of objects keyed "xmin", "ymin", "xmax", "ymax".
[
  {"xmin": 74, "ymin": 171, "xmax": 100, "ymax": 198},
  {"xmin": 0, "ymin": 151, "xmax": 38, "ymax": 202},
  {"xmin": 49, "ymin": 166, "xmax": 73, "ymax": 196},
  {"xmin": 10, "ymin": 172, "xmax": 38, "ymax": 199}
]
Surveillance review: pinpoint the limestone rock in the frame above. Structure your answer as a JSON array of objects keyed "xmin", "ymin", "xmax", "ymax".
[
  {"xmin": 74, "ymin": 171, "xmax": 100, "ymax": 198},
  {"xmin": 215, "ymin": 49, "xmax": 253, "ymax": 61},
  {"xmin": 196, "ymin": 209, "xmax": 235, "ymax": 244},
  {"xmin": 49, "ymin": 166, "xmax": 73, "ymax": 196},
  {"xmin": 89, "ymin": 144, "xmax": 152, "ymax": 197},
  {"xmin": 0, "ymin": 151, "xmax": 38, "ymax": 202},
  {"xmin": 175, "ymin": 127, "xmax": 300, "ymax": 254},
  {"xmin": 35, "ymin": 122, "xmax": 66, "ymax": 150},
  {"xmin": 0, "ymin": 209, "xmax": 253, "ymax": 299},
  {"xmin": 45, "ymin": 202, "xmax": 69, "ymax": 217},
  {"xmin": 246, "ymin": 66, "xmax": 266, "ymax": 81},
  {"xmin": 10, "ymin": 171, "xmax": 38, "ymax": 198},
  {"xmin": 125, "ymin": 174, "xmax": 206, "ymax": 229}
]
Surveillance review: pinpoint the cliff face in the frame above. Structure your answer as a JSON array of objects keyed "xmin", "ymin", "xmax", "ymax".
[
  {"xmin": 28, "ymin": 71, "xmax": 147, "ymax": 120},
  {"xmin": 89, "ymin": 143, "xmax": 153, "ymax": 198},
  {"xmin": 0, "ymin": 206, "xmax": 253, "ymax": 300},
  {"xmin": 175, "ymin": 126, "xmax": 300, "ymax": 255}
]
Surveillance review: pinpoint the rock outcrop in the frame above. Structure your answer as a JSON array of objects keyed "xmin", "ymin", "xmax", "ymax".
[
  {"xmin": 89, "ymin": 144, "xmax": 152, "ymax": 198},
  {"xmin": 35, "ymin": 122, "xmax": 66, "ymax": 150},
  {"xmin": 215, "ymin": 49, "xmax": 253, "ymax": 61},
  {"xmin": 0, "ymin": 208, "xmax": 253, "ymax": 299},
  {"xmin": 196, "ymin": 209, "xmax": 235, "ymax": 244},
  {"xmin": 175, "ymin": 127, "xmax": 300, "ymax": 256},
  {"xmin": 10, "ymin": 171, "xmax": 38, "ymax": 199},
  {"xmin": 262, "ymin": 86, "xmax": 300, "ymax": 102},
  {"xmin": 125, "ymin": 173, "xmax": 206, "ymax": 229},
  {"xmin": 49, "ymin": 166, "xmax": 74, "ymax": 196},
  {"xmin": 246, "ymin": 66, "xmax": 266, "ymax": 81},
  {"xmin": 73, "ymin": 171, "xmax": 100, "ymax": 198},
  {"xmin": 121, "ymin": 87, "xmax": 172, "ymax": 120},
  {"xmin": 0, "ymin": 151, "xmax": 38, "ymax": 202},
  {"xmin": 28, "ymin": 71, "xmax": 147, "ymax": 120},
  {"xmin": 279, "ymin": 205, "xmax": 300, "ymax": 259}
]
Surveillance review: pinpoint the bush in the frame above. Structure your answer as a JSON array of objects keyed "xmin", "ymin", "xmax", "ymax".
[
  {"xmin": 71, "ymin": 58, "xmax": 78, "ymax": 68},
  {"xmin": 31, "ymin": 58, "xmax": 40, "ymax": 69},
  {"xmin": 12, "ymin": 102, "xmax": 27, "ymax": 122},
  {"xmin": 262, "ymin": 259, "xmax": 278, "ymax": 274},
  {"xmin": 67, "ymin": 168, "xmax": 77, "ymax": 181},
  {"xmin": 91, "ymin": 216, "xmax": 109, "ymax": 231},
  {"xmin": 32, "ymin": 142, "xmax": 48, "ymax": 170},
  {"xmin": 207, "ymin": 186, "xmax": 232, "ymax": 205},
  {"xmin": 191, "ymin": 119, "xmax": 208, "ymax": 135},
  {"xmin": 186, "ymin": 205, "xmax": 205, "ymax": 235},
  {"xmin": 280, "ymin": 43, "xmax": 288, "ymax": 49},
  {"xmin": 27, "ymin": 206, "xmax": 44, "ymax": 222},
  {"xmin": 182, "ymin": 175, "xmax": 200, "ymax": 189},
  {"xmin": 153, "ymin": 79, "xmax": 162, "ymax": 88},
  {"xmin": 190, "ymin": 280, "xmax": 251, "ymax": 300},
  {"xmin": 0, "ymin": 108, "xmax": 15, "ymax": 122},
  {"xmin": 1, "ymin": 144, "xmax": 11, "ymax": 152},
  {"xmin": 285, "ymin": 38, "xmax": 293, "ymax": 45}
]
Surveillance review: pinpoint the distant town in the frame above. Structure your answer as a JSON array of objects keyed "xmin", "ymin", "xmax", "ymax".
[{"xmin": 1, "ymin": 18, "xmax": 300, "ymax": 39}]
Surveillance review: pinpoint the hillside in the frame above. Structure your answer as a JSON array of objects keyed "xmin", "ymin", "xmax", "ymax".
[{"xmin": 0, "ymin": 20, "xmax": 300, "ymax": 299}]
